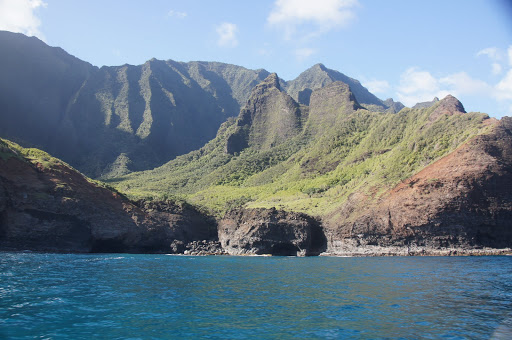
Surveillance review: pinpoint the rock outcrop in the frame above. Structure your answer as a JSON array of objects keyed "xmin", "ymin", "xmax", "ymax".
[
  {"xmin": 225, "ymin": 73, "xmax": 304, "ymax": 154},
  {"xmin": 412, "ymin": 97, "xmax": 440, "ymax": 109},
  {"xmin": 218, "ymin": 208, "xmax": 326, "ymax": 256},
  {"xmin": 429, "ymin": 95, "xmax": 466, "ymax": 121},
  {"xmin": 306, "ymin": 81, "xmax": 362, "ymax": 135},
  {"xmin": 0, "ymin": 140, "xmax": 218, "ymax": 253}
]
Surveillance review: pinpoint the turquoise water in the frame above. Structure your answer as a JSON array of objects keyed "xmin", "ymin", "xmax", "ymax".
[{"xmin": 1, "ymin": 253, "xmax": 511, "ymax": 339}]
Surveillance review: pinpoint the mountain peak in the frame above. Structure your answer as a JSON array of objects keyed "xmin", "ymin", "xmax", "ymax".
[
  {"xmin": 225, "ymin": 73, "xmax": 302, "ymax": 154},
  {"xmin": 306, "ymin": 81, "xmax": 362, "ymax": 134},
  {"xmin": 285, "ymin": 63, "xmax": 387, "ymax": 109},
  {"xmin": 313, "ymin": 63, "xmax": 327, "ymax": 71},
  {"xmin": 261, "ymin": 72, "xmax": 280, "ymax": 90},
  {"xmin": 430, "ymin": 94, "xmax": 466, "ymax": 121}
]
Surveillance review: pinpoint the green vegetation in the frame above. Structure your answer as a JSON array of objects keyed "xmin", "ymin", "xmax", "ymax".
[
  {"xmin": 0, "ymin": 138, "xmax": 62, "ymax": 167},
  {"xmin": 108, "ymin": 87, "xmax": 492, "ymax": 219}
]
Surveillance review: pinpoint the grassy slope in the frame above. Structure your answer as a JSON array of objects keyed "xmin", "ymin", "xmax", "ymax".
[
  {"xmin": 0, "ymin": 138, "xmax": 121, "ymax": 194},
  {"xmin": 109, "ymin": 96, "xmax": 492, "ymax": 219}
]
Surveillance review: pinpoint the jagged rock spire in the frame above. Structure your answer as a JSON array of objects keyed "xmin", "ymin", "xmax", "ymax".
[{"xmin": 225, "ymin": 73, "xmax": 302, "ymax": 154}]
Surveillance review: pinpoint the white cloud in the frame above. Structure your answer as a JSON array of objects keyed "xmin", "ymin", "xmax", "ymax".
[
  {"xmin": 495, "ymin": 70, "xmax": 512, "ymax": 101},
  {"xmin": 396, "ymin": 67, "xmax": 449, "ymax": 106},
  {"xmin": 439, "ymin": 72, "xmax": 492, "ymax": 97},
  {"xmin": 216, "ymin": 22, "xmax": 238, "ymax": 47},
  {"xmin": 363, "ymin": 79, "xmax": 390, "ymax": 94},
  {"xmin": 395, "ymin": 58, "xmax": 512, "ymax": 116},
  {"xmin": 396, "ymin": 67, "xmax": 510, "ymax": 112},
  {"xmin": 168, "ymin": 10, "xmax": 187, "ymax": 18},
  {"xmin": 268, "ymin": 0, "xmax": 359, "ymax": 39},
  {"xmin": 294, "ymin": 47, "xmax": 316, "ymax": 61},
  {"xmin": 257, "ymin": 48, "xmax": 272, "ymax": 57},
  {"xmin": 477, "ymin": 47, "xmax": 500, "ymax": 60},
  {"xmin": 0, "ymin": 0, "xmax": 47, "ymax": 39},
  {"xmin": 492, "ymin": 63, "xmax": 503, "ymax": 75},
  {"xmin": 475, "ymin": 46, "xmax": 512, "ymax": 76}
]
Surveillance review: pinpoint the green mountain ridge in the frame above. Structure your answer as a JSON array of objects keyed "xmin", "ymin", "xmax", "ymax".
[
  {"xmin": 0, "ymin": 31, "xmax": 270, "ymax": 178},
  {"xmin": 111, "ymin": 73, "xmax": 492, "ymax": 222},
  {"xmin": 0, "ymin": 31, "xmax": 403, "ymax": 179}
]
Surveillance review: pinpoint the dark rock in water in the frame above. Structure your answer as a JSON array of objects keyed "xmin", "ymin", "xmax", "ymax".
[
  {"xmin": 184, "ymin": 240, "xmax": 226, "ymax": 255},
  {"xmin": 218, "ymin": 208, "xmax": 326, "ymax": 256}
]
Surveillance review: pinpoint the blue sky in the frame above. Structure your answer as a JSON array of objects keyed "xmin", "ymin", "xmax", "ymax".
[{"xmin": 1, "ymin": 0, "xmax": 511, "ymax": 117}]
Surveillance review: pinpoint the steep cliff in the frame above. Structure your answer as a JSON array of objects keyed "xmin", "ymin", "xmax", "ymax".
[
  {"xmin": 0, "ymin": 139, "xmax": 218, "ymax": 253},
  {"xmin": 0, "ymin": 31, "xmax": 269, "ymax": 178},
  {"xmin": 225, "ymin": 73, "xmax": 305, "ymax": 154},
  {"xmin": 324, "ymin": 117, "xmax": 512, "ymax": 255},
  {"xmin": 219, "ymin": 208, "xmax": 325, "ymax": 256},
  {"xmin": 113, "ymin": 85, "xmax": 512, "ymax": 255}
]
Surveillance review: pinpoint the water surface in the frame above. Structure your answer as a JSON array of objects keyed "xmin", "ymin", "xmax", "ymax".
[{"xmin": 1, "ymin": 253, "xmax": 511, "ymax": 339}]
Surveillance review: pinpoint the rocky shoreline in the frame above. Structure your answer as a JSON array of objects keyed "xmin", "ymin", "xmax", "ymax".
[
  {"xmin": 320, "ymin": 245, "xmax": 512, "ymax": 257},
  {"xmin": 2, "ymin": 243, "xmax": 511, "ymax": 257}
]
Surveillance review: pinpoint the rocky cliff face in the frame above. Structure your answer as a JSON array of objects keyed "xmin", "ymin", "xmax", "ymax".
[
  {"xmin": 225, "ymin": 73, "xmax": 304, "ymax": 154},
  {"xmin": 218, "ymin": 208, "xmax": 326, "ymax": 256},
  {"xmin": 305, "ymin": 81, "xmax": 362, "ymax": 136},
  {"xmin": 2, "ymin": 116, "xmax": 511, "ymax": 256},
  {"xmin": 324, "ymin": 117, "xmax": 512, "ymax": 255},
  {"xmin": 0, "ymin": 140, "xmax": 219, "ymax": 253}
]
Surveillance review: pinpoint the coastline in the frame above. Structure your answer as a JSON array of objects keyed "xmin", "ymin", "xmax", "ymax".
[{"xmin": 2, "ymin": 244, "xmax": 511, "ymax": 257}]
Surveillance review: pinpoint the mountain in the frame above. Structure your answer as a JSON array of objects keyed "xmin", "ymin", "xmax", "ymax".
[
  {"xmin": 0, "ymin": 31, "xmax": 269, "ymax": 178},
  {"xmin": 225, "ymin": 73, "xmax": 304, "ymax": 154},
  {"xmin": 0, "ymin": 138, "xmax": 220, "ymax": 254},
  {"xmin": 282, "ymin": 63, "xmax": 404, "ymax": 112},
  {"xmin": 1, "ymin": 31, "xmax": 510, "ymax": 255},
  {"xmin": 0, "ymin": 31, "xmax": 94, "ymax": 152},
  {"xmin": 110, "ymin": 73, "xmax": 511, "ymax": 255},
  {"xmin": 412, "ymin": 97, "xmax": 440, "ymax": 109},
  {"xmin": 0, "ymin": 31, "xmax": 409, "ymax": 180}
]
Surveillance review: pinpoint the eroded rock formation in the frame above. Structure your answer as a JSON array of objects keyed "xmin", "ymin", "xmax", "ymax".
[{"xmin": 218, "ymin": 208, "xmax": 326, "ymax": 256}]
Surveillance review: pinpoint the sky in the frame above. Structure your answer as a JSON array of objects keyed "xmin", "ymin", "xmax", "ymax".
[{"xmin": 1, "ymin": 0, "xmax": 511, "ymax": 117}]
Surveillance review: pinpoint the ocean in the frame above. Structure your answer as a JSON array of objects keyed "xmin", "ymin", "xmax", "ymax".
[{"xmin": 1, "ymin": 253, "xmax": 511, "ymax": 339}]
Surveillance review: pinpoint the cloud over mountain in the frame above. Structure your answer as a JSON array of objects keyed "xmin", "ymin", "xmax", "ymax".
[
  {"xmin": 267, "ymin": 0, "xmax": 359, "ymax": 39},
  {"xmin": 216, "ymin": 22, "xmax": 238, "ymax": 47},
  {"xmin": 0, "ymin": 0, "xmax": 46, "ymax": 39}
]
